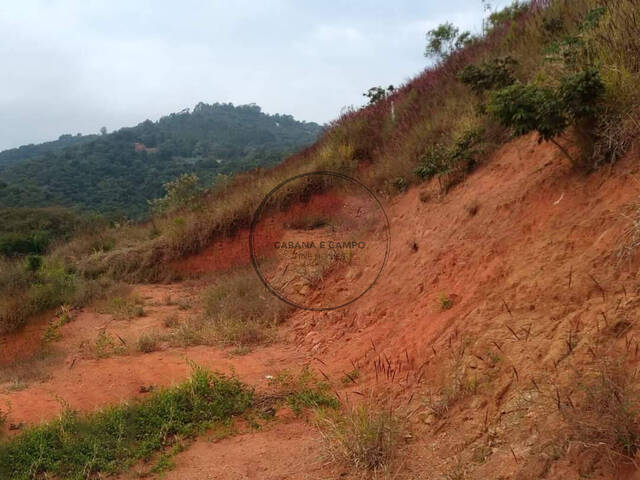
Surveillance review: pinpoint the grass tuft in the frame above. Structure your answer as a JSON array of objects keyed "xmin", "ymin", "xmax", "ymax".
[{"xmin": 316, "ymin": 400, "xmax": 407, "ymax": 472}]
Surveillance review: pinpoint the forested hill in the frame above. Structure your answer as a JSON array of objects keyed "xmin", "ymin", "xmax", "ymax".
[{"xmin": 0, "ymin": 103, "xmax": 322, "ymax": 219}]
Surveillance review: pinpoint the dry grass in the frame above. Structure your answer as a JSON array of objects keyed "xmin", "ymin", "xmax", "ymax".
[
  {"xmin": 0, "ymin": 348, "xmax": 63, "ymax": 389},
  {"xmin": 136, "ymin": 332, "xmax": 162, "ymax": 353},
  {"xmin": 316, "ymin": 399, "xmax": 408, "ymax": 473},
  {"xmin": 562, "ymin": 360, "xmax": 640, "ymax": 464},
  {"xmin": 96, "ymin": 290, "xmax": 145, "ymax": 320},
  {"xmin": 199, "ymin": 267, "xmax": 292, "ymax": 348},
  {"xmin": 80, "ymin": 330, "xmax": 128, "ymax": 359}
]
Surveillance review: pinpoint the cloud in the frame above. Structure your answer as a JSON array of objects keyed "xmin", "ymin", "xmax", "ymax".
[{"xmin": 0, "ymin": 0, "xmax": 484, "ymax": 150}]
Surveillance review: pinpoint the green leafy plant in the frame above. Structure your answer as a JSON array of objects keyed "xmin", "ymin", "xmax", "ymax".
[
  {"xmin": 363, "ymin": 85, "xmax": 395, "ymax": 105},
  {"xmin": 415, "ymin": 129, "xmax": 485, "ymax": 183},
  {"xmin": 488, "ymin": 68, "xmax": 604, "ymax": 165},
  {"xmin": 458, "ymin": 57, "xmax": 518, "ymax": 96},
  {"xmin": 425, "ymin": 22, "xmax": 474, "ymax": 61},
  {"xmin": 439, "ymin": 293, "xmax": 454, "ymax": 310}
]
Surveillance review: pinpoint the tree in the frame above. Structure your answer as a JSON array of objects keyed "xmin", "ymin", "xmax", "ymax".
[
  {"xmin": 100, "ymin": 126, "xmax": 108, "ymax": 135},
  {"xmin": 150, "ymin": 173, "xmax": 202, "ymax": 214},
  {"xmin": 363, "ymin": 85, "xmax": 395, "ymax": 105},
  {"xmin": 425, "ymin": 22, "xmax": 473, "ymax": 61}
]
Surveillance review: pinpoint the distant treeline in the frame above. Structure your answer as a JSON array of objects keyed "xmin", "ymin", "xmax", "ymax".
[{"xmin": 0, "ymin": 102, "xmax": 322, "ymax": 219}]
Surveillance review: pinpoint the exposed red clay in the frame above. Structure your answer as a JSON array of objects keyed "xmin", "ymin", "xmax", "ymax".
[{"xmin": 3, "ymin": 134, "xmax": 640, "ymax": 479}]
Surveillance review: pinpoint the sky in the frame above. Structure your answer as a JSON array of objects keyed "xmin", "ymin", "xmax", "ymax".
[{"xmin": 0, "ymin": 0, "xmax": 506, "ymax": 151}]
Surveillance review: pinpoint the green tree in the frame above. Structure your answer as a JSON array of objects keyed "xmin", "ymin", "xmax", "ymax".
[
  {"xmin": 363, "ymin": 85, "xmax": 395, "ymax": 105},
  {"xmin": 151, "ymin": 173, "xmax": 202, "ymax": 214},
  {"xmin": 425, "ymin": 22, "xmax": 473, "ymax": 61}
]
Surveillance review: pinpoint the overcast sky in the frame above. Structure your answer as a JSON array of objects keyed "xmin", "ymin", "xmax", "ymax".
[{"xmin": 0, "ymin": 0, "xmax": 508, "ymax": 151}]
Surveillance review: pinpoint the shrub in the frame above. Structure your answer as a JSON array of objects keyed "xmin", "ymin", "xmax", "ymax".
[
  {"xmin": 415, "ymin": 129, "xmax": 484, "ymax": 186},
  {"xmin": 458, "ymin": 56, "xmax": 518, "ymax": 96},
  {"xmin": 559, "ymin": 68, "xmax": 605, "ymax": 119},
  {"xmin": 86, "ymin": 330, "xmax": 127, "ymax": 359},
  {"xmin": 415, "ymin": 144, "xmax": 449, "ymax": 180},
  {"xmin": 488, "ymin": 68, "xmax": 605, "ymax": 165},
  {"xmin": 150, "ymin": 173, "xmax": 202, "ymax": 215},
  {"xmin": 488, "ymin": 82, "xmax": 567, "ymax": 141}
]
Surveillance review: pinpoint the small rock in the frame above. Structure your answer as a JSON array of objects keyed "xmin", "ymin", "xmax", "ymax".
[{"xmin": 139, "ymin": 385, "xmax": 155, "ymax": 393}]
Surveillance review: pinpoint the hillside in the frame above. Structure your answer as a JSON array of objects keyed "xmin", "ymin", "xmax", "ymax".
[
  {"xmin": 0, "ymin": 103, "xmax": 322, "ymax": 219},
  {"xmin": 1, "ymin": 0, "xmax": 640, "ymax": 479}
]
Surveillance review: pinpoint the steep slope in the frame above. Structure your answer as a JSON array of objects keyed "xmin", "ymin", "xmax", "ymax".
[{"xmin": 2, "ymin": 134, "xmax": 640, "ymax": 479}]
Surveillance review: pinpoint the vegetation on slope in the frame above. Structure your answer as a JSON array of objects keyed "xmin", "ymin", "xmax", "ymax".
[
  {"xmin": 0, "ymin": 103, "xmax": 322, "ymax": 219},
  {"xmin": 0, "ymin": 207, "xmax": 104, "ymax": 257},
  {"xmin": 1, "ymin": 0, "xmax": 639, "ymax": 335}
]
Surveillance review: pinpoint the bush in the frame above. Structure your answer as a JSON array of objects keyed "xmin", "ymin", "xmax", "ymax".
[
  {"xmin": 559, "ymin": 68, "xmax": 605, "ymax": 120},
  {"xmin": 488, "ymin": 68, "xmax": 605, "ymax": 165},
  {"xmin": 488, "ymin": 82, "xmax": 567, "ymax": 141},
  {"xmin": 458, "ymin": 56, "xmax": 518, "ymax": 96},
  {"xmin": 415, "ymin": 129, "xmax": 484, "ymax": 184}
]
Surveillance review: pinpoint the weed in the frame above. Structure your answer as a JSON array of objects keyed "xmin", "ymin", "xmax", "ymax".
[
  {"xmin": 136, "ymin": 332, "xmax": 162, "ymax": 353},
  {"xmin": 562, "ymin": 360, "xmax": 640, "ymax": 462},
  {"xmin": 163, "ymin": 312, "xmax": 180, "ymax": 328},
  {"xmin": 316, "ymin": 400, "xmax": 407, "ymax": 472},
  {"xmin": 439, "ymin": 293, "xmax": 454, "ymax": 310},
  {"xmin": 84, "ymin": 330, "xmax": 127, "ymax": 359},
  {"xmin": 270, "ymin": 368, "xmax": 339, "ymax": 415},
  {"xmin": 341, "ymin": 369, "xmax": 361, "ymax": 385}
]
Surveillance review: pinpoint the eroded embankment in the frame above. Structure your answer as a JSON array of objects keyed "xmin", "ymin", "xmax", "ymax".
[{"xmin": 2, "ymin": 134, "xmax": 640, "ymax": 479}]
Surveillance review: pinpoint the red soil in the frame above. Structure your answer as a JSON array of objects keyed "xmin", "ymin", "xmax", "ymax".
[
  {"xmin": 171, "ymin": 193, "xmax": 348, "ymax": 276},
  {"xmin": 3, "ymin": 134, "xmax": 640, "ymax": 479}
]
